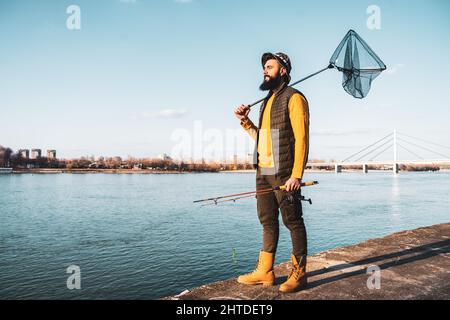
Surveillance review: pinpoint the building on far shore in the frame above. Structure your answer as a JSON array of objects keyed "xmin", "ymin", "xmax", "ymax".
[
  {"xmin": 31, "ymin": 149, "xmax": 41, "ymax": 159},
  {"xmin": 158, "ymin": 153, "xmax": 172, "ymax": 161},
  {"xmin": 19, "ymin": 149, "xmax": 29, "ymax": 159},
  {"xmin": 246, "ymin": 153, "xmax": 253, "ymax": 165},
  {"xmin": 47, "ymin": 150, "xmax": 57, "ymax": 159}
]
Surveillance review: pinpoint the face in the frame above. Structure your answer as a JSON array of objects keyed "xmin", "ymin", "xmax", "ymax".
[
  {"xmin": 259, "ymin": 59, "xmax": 286, "ymax": 91},
  {"xmin": 263, "ymin": 59, "xmax": 283, "ymax": 81}
]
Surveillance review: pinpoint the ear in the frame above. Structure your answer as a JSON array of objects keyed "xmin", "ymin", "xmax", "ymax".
[{"xmin": 279, "ymin": 67, "xmax": 286, "ymax": 76}]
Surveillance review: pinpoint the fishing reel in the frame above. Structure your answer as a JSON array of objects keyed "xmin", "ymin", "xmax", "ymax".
[
  {"xmin": 301, "ymin": 195, "xmax": 313, "ymax": 205},
  {"xmin": 281, "ymin": 191, "xmax": 313, "ymax": 206}
]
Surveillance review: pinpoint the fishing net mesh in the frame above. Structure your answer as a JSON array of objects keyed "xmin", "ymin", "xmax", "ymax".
[{"xmin": 330, "ymin": 30, "xmax": 386, "ymax": 98}]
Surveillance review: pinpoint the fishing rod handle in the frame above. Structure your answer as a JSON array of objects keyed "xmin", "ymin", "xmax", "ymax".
[
  {"xmin": 302, "ymin": 181, "xmax": 319, "ymax": 187},
  {"xmin": 275, "ymin": 180, "xmax": 319, "ymax": 191}
]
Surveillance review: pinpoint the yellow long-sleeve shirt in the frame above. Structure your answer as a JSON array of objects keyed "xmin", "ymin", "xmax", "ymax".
[{"xmin": 241, "ymin": 93, "xmax": 309, "ymax": 180}]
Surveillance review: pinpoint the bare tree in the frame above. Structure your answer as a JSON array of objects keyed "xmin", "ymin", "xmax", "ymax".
[{"xmin": 0, "ymin": 145, "xmax": 13, "ymax": 167}]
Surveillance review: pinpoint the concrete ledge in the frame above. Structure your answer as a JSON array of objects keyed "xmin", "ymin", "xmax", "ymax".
[{"xmin": 164, "ymin": 222, "xmax": 450, "ymax": 300}]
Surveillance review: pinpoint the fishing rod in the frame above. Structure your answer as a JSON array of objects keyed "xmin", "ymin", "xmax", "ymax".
[
  {"xmin": 194, "ymin": 181, "xmax": 318, "ymax": 206},
  {"xmin": 199, "ymin": 188, "xmax": 282, "ymax": 207},
  {"xmin": 200, "ymin": 190, "xmax": 314, "ymax": 207}
]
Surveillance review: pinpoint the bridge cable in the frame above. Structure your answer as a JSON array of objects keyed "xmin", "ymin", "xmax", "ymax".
[
  {"xmin": 397, "ymin": 132, "xmax": 450, "ymax": 151},
  {"xmin": 341, "ymin": 132, "xmax": 393, "ymax": 162},
  {"xmin": 396, "ymin": 143, "xmax": 424, "ymax": 160},
  {"xmin": 369, "ymin": 143, "xmax": 394, "ymax": 161},
  {"xmin": 354, "ymin": 138, "xmax": 393, "ymax": 162},
  {"xmin": 397, "ymin": 137, "xmax": 450, "ymax": 159}
]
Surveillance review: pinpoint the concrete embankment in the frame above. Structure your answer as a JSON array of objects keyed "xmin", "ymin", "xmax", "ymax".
[{"xmin": 165, "ymin": 222, "xmax": 450, "ymax": 300}]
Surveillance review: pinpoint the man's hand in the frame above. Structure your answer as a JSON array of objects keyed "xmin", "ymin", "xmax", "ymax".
[
  {"xmin": 285, "ymin": 177, "xmax": 301, "ymax": 192},
  {"xmin": 234, "ymin": 104, "xmax": 250, "ymax": 121}
]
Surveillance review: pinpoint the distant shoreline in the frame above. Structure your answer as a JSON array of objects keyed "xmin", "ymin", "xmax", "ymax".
[
  {"xmin": 12, "ymin": 168, "xmax": 194, "ymax": 174},
  {"xmin": 9, "ymin": 168, "xmax": 449, "ymax": 174},
  {"xmin": 11, "ymin": 168, "xmax": 331, "ymax": 174}
]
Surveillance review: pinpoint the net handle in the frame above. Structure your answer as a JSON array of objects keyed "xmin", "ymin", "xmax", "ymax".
[{"xmin": 248, "ymin": 64, "xmax": 334, "ymax": 109}]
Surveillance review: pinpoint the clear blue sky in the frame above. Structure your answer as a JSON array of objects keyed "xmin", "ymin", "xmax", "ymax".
[{"xmin": 1, "ymin": 0, "xmax": 450, "ymax": 161}]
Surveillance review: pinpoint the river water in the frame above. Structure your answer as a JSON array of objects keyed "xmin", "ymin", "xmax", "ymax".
[{"xmin": 1, "ymin": 171, "xmax": 449, "ymax": 299}]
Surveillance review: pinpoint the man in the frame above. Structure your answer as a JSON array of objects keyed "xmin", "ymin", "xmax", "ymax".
[{"xmin": 234, "ymin": 52, "xmax": 310, "ymax": 293}]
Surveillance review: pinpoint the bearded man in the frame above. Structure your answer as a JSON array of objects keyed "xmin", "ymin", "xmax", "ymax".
[{"xmin": 234, "ymin": 52, "xmax": 310, "ymax": 293}]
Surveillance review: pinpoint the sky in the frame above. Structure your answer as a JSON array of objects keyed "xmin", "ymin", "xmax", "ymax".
[{"xmin": 1, "ymin": 0, "xmax": 450, "ymax": 161}]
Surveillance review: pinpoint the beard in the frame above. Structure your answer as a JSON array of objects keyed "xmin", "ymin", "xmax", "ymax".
[{"xmin": 259, "ymin": 74, "xmax": 283, "ymax": 91}]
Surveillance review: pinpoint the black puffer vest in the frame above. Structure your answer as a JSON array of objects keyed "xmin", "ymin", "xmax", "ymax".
[{"xmin": 253, "ymin": 83, "xmax": 308, "ymax": 178}]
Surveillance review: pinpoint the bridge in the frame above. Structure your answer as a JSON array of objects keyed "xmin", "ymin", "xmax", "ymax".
[{"xmin": 306, "ymin": 130, "xmax": 450, "ymax": 174}]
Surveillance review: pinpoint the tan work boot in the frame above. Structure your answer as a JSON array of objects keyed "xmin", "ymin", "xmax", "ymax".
[
  {"xmin": 237, "ymin": 251, "xmax": 275, "ymax": 286},
  {"xmin": 279, "ymin": 254, "xmax": 307, "ymax": 293}
]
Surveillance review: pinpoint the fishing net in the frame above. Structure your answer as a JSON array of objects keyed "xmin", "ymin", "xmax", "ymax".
[
  {"xmin": 329, "ymin": 30, "xmax": 386, "ymax": 99},
  {"xmin": 247, "ymin": 30, "xmax": 386, "ymax": 107}
]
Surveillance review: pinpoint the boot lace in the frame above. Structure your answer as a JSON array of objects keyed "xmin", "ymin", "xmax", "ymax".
[
  {"xmin": 288, "ymin": 256, "xmax": 306, "ymax": 281},
  {"xmin": 288, "ymin": 265, "xmax": 304, "ymax": 280},
  {"xmin": 250, "ymin": 259, "xmax": 262, "ymax": 274},
  {"xmin": 242, "ymin": 259, "xmax": 262, "ymax": 277}
]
